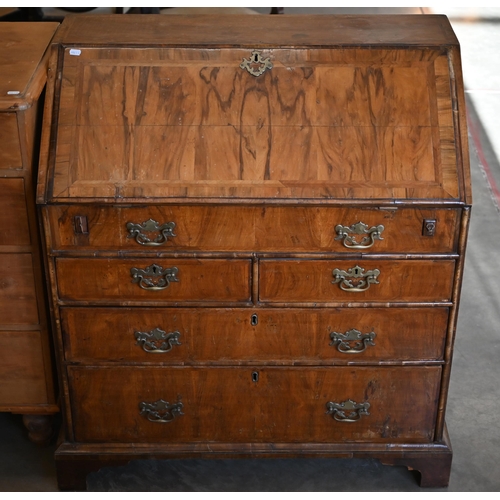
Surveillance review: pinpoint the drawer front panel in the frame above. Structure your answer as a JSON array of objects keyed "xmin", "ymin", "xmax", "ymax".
[
  {"xmin": 62, "ymin": 307, "xmax": 448, "ymax": 363},
  {"xmin": 260, "ymin": 259, "xmax": 455, "ymax": 303},
  {"xmin": 0, "ymin": 113, "xmax": 22, "ymax": 169},
  {"xmin": 56, "ymin": 258, "xmax": 252, "ymax": 303},
  {"xmin": 69, "ymin": 366, "xmax": 441, "ymax": 443},
  {"xmin": 0, "ymin": 178, "xmax": 31, "ymax": 246},
  {"xmin": 48, "ymin": 205, "xmax": 459, "ymax": 254},
  {"xmin": 0, "ymin": 331, "xmax": 48, "ymax": 404},
  {"xmin": 0, "ymin": 253, "xmax": 39, "ymax": 324}
]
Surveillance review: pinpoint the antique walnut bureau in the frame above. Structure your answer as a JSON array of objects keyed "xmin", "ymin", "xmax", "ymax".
[{"xmin": 37, "ymin": 15, "xmax": 471, "ymax": 489}]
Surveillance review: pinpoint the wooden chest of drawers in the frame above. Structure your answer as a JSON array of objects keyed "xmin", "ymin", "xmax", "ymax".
[
  {"xmin": 36, "ymin": 14, "xmax": 471, "ymax": 489},
  {"xmin": 0, "ymin": 22, "xmax": 59, "ymax": 443}
]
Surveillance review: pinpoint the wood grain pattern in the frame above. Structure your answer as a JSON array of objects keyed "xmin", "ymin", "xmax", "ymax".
[
  {"xmin": 0, "ymin": 331, "xmax": 48, "ymax": 404},
  {"xmin": 47, "ymin": 46, "xmax": 458, "ymax": 201},
  {"xmin": 37, "ymin": 15, "xmax": 471, "ymax": 489},
  {"xmin": 47, "ymin": 205, "xmax": 460, "ymax": 254},
  {"xmin": 0, "ymin": 21, "xmax": 58, "ymax": 417},
  {"xmin": 0, "ymin": 253, "xmax": 39, "ymax": 324},
  {"xmin": 0, "ymin": 113, "xmax": 22, "ymax": 169},
  {"xmin": 0, "ymin": 179, "xmax": 30, "ymax": 246},
  {"xmin": 0, "ymin": 22, "xmax": 58, "ymax": 109},
  {"xmin": 53, "ymin": 15, "xmax": 458, "ymax": 47},
  {"xmin": 56, "ymin": 257, "xmax": 252, "ymax": 303},
  {"xmin": 61, "ymin": 306, "xmax": 449, "ymax": 364},
  {"xmin": 259, "ymin": 259, "xmax": 455, "ymax": 303},
  {"xmin": 68, "ymin": 365, "xmax": 441, "ymax": 443}
]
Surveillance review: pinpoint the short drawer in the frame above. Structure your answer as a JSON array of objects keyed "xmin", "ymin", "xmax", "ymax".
[
  {"xmin": 259, "ymin": 259, "xmax": 455, "ymax": 303},
  {"xmin": 47, "ymin": 205, "xmax": 459, "ymax": 254},
  {"xmin": 0, "ymin": 113, "xmax": 22, "ymax": 169},
  {"xmin": 69, "ymin": 366, "xmax": 441, "ymax": 443},
  {"xmin": 62, "ymin": 306, "xmax": 449, "ymax": 363},
  {"xmin": 0, "ymin": 178, "xmax": 31, "ymax": 247},
  {"xmin": 56, "ymin": 258, "xmax": 252, "ymax": 304}
]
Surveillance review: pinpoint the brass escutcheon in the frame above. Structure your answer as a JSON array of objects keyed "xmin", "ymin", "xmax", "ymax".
[
  {"xmin": 240, "ymin": 50, "xmax": 273, "ymax": 77},
  {"xmin": 335, "ymin": 221, "xmax": 384, "ymax": 249},
  {"xmin": 326, "ymin": 399, "xmax": 370, "ymax": 422}
]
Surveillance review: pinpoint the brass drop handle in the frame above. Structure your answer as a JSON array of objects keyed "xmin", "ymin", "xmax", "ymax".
[
  {"xmin": 335, "ymin": 222, "xmax": 384, "ymax": 249},
  {"xmin": 329, "ymin": 328, "xmax": 376, "ymax": 353},
  {"xmin": 135, "ymin": 328, "xmax": 181, "ymax": 353},
  {"xmin": 331, "ymin": 265, "xmax": 380, "ymax": 292},
  {"xmin": 326, "ymin": 399, "xmax": 370, "ymax": 422},
  {"xmin": 126, "ymin": 219, "xmax": 176, "ymax": 246},
  {"xmin": 139, "ymin": 398, "xmax": 184, "ymax": 423},
  {"xmin": 130, "ymin": 263, "xmax": 179, "ymax": 291}
]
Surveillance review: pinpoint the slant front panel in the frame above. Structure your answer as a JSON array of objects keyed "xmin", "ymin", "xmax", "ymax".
[{"xmin": 51, "ymin": 47, "xmax": 457, "ymax": 201}]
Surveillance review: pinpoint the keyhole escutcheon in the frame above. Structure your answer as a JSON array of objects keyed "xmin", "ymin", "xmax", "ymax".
[
  {"xmin": 251, "ymin": 314, "xmax": 258, "ymax": 326},
  {"xmin": 252, "ymin": 371, "xmax": 259, "ymax": 383}
]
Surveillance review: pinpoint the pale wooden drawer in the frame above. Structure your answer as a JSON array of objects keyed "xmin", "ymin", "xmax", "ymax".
[
  {"xmin": 48, "ymin": 205, "xmax": 459, "ymax": 254},
  {"xmin": 0, "ymin": 178, "xmax": 31, "ymax": 247},
  {"xmin": 56, "ymin": 257, "xmax": 252, "ymax": 304},
  {"xmin": 62, "ymin": 306, "xmax": 448, "ymax": 363},
  {"xmin": 0, "ymin": 113, "xmax": 22, "ymax": 170},
  {"xmin": 259, "ymin": 259, "xmax": 455, "ymax": 303},
  {"xmin": 69, "ymin": 366, "xmax": 441, "ymax": 444},
  {"xmin": 0, "ymin": 253, "xmax": 39, "ymax": 324},
  {"xmin": 0, "ymin": 331, "xmax": 48, "ymax": 404}
]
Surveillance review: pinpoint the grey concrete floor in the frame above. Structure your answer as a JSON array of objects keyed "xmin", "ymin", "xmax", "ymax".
[{"xmin": 1, "ymin": 6, "xmax": 500, "ymax": 492}]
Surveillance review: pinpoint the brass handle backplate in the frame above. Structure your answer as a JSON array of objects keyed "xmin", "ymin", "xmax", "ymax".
[
  {"xmin": 139, "ymin": 398, "xmax": 184, "ymax": 423},
  {"xmin": 326, "ymin": 399, "xmax": 370, "ymax": 422},
  {"xmin": 130, "ymin": 263, "xmax": 179, "ymax": 291},
  {"xmin": 331, "ymin": 265, "xmax": 380, "ymax": 292},
  {"xmin": 329, "ymin": 328, "xmax": 376, "ymax": 354},
  {"xmin": 335, "ymin": 221, "xmax": 384, "ymax": 249},
  {"xmin": 126, "ymin": 219, "xmax": 176, "ymax": 246},
  {"xmin": 240, "ymin": 50, "xmax": 273, "ymax": 77},
  {"xmin": 135, "ymin": 328, "xmax": 181, "ymax": 353}
]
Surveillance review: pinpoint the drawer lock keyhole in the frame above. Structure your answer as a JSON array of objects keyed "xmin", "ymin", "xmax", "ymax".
[
  {"xmin": 252, "ymin": 371, "xmax": 259, "ymax": 383},
  {"xmin": 251, "ymin": 314, "xmax": 258, "ymax": 326}
]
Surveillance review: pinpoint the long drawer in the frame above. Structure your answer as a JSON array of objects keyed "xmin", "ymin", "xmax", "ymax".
[
  {"xmin": 56, "ymin": 258, "xmax": 252, "ymax": 303},
  {"xmin": 259, "ymin": 259, "xmax": 455, "ymax": 303},
  {"xmin": 61, "ymin": 307, "xmax": 449, "ymax": 363},
  {"xmin": 68, "ymin": 366, "xmax": 441, "ymax": 443},
  {"xmin": 0, "ymin": 253, "xmax": 39, "ymax": 324},
  {"xmin": 0, "ymin": 179, "xmax": 31, "ymax": 247},
  {"xmin": 47, "ymin": 205, "xmax": 459, "ymax": 254},
  {"xmin": 0, "ymin": 331, "xmax": 49, "ymax": 404}
]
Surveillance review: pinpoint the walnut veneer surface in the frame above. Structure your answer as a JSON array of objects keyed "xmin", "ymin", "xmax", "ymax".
[
  {"xmin": 36, "ymin": 15, "xmax": 471, "ymax": 489},
  {"xmin": 0, "ymin": 22, "xmax": 59, "ymax": 443}
]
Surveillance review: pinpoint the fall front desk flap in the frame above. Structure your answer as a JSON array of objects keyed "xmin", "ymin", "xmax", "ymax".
[{"xmin": 38, "ymin": 15, "xmax": 469, "ymax": 204}]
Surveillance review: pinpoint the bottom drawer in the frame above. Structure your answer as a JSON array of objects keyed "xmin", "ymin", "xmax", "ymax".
[{"xmin": 69, "ymin": 366, "xmax": 441, "ymax": 444}]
